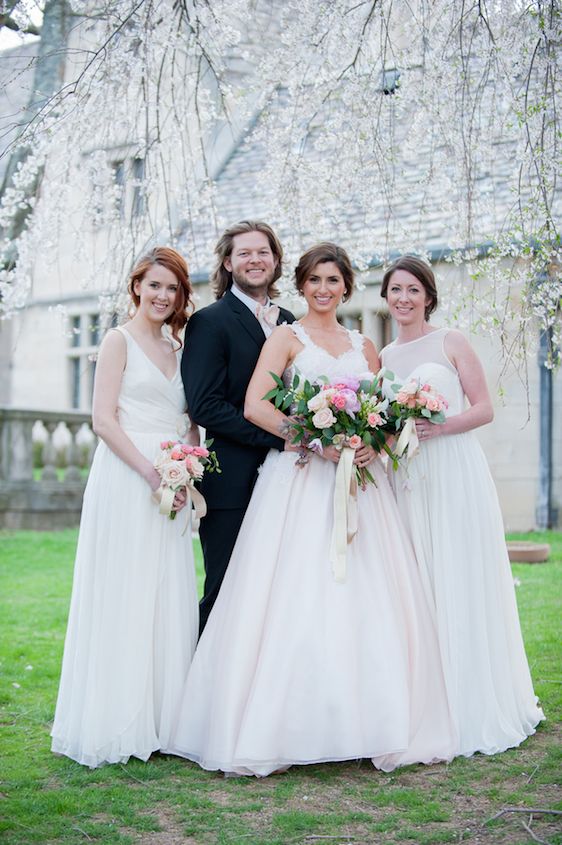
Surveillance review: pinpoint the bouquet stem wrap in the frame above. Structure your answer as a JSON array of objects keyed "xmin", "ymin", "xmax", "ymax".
[
  {"xmin": 329, "ymin": 447, "xmax": 358, "ymax": 583},
  {"xmin": 153, "ymin": 482, "xmax": 208, "ymax": 530},
  {"xmin": 395, "ymin": 417, "xmax": 419, "ymax": 460}
]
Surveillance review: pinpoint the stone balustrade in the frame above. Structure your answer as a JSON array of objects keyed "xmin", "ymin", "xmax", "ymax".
[{"xmin": 0, "ymin": 407, "xmax": 95, "ymax": 529}]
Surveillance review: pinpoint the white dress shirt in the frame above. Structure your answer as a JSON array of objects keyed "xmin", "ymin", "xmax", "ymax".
[{"xmin": 230, "ymin": 283, "xmax": 277, "ymax": 337}]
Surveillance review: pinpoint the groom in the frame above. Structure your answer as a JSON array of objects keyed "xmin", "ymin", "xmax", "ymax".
[{"xmin": 182, "ymin": 220, "xmax": 295, "ymax": 634}]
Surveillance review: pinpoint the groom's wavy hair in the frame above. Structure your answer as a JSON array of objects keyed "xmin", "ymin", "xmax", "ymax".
[
  {"xmin": 211, "ymin": 220, "xmax": 284, "ymax": 300},
  {"xmin": 294, "ymin": 242, "xmax": 355, "ymax": 303},
  {"xmin": 380, "ymin": 255, "xmax": 438, "ymax": 321},
  {"xmin": 128, "ymin": 247, "xmax": 193, "ymax": 347}
]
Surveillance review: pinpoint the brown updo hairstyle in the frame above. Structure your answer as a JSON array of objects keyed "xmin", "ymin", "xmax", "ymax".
[
  {"xmin": 128, "ymin": 246, "xmax": 192, "ymax": 347},
  {"xmin": 380, "ymin": 255, "xmax": 438, "ymax": 321},
  {"xmin": 294, "ymin": 242, "xmax": 354, "ymax": 302}
]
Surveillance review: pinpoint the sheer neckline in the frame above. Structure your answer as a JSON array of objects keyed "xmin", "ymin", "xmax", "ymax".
[
  {"xmin": 392, "ymin": 327, "xmax": 447, "ymax": 348},
  {"xmin": 120, "ymin": 326, "xmax": 179, "ymax": 383}
]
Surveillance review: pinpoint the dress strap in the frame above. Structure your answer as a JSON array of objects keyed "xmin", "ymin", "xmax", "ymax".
[
  {"xmin": 348, "ymin": 329, "xmax": 364, "ymax": 352},
  {"xmin": 290, "ymin": 322, "xmax": 312, "ymax": 345}
]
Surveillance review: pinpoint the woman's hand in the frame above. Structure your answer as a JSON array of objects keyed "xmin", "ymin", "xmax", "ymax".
[
  {"xmin": 144, "ymin": 465, "xmax": 162, "ymax": 492},
  {"xmin": 321, "ymin": 445, "xmax": 342, "ymax": 464},
  {"xmin": 172, "ymin": 489, "xmax": 188, "ymax": 512},
  {"xmin": 415, "ymin": 419, "xmax": 443, "ymax": 442},
  {"xmin": 353, "ymin": 444, "xmax": 377, "ymax": 467}
]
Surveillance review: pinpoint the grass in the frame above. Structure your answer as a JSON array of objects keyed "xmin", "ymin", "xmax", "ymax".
[{"xmin": 0, "ymin": 529, "xmax": 560, "ymax": 845}]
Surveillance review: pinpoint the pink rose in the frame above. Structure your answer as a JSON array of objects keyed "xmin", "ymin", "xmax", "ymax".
[
  {"xmin": 332, "ymin": 393, "xmax": 347, "ymax": 410},
  {"xmin": 192, "ymin": 446, "xmax": 209, "ymax": 457},
  {"xmin": 340, "ymin": 388, "xmax": 360, "ymax": 413},
  {"xmin": 312, "ymin": 408, "xmax": 337, "ymax": 429},
  {"xmin": 181, "ymin": 444, "xmax": 194, "ymax": 454},
  {"xmin": 367, "ymin": 412, "xmax": 382, "ymax": 427},
  {"xmin": 170, "ymin": 448, "xmax": 184, "ymax": 460},
  {"xmin": 348, "ymin": 434, "xmax": 362, "ymax": 449},
  {"xmin": 417, "ymin": 394, "xmax": 427, "ymax": 407},
  {"xmin": 186, "ymin": 456, "xmax": 204, "ymax": 479}
]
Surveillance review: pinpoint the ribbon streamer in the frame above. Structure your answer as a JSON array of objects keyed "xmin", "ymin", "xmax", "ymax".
[
  {"xmin": 329, "ymin": 446, "xmax": 359, "ymax": 583},
  {"xmin": 395, "ymin": 417, "xmax": 419, "ymax": 460},
  {"xmin": 152, "ymin": 483, "xmax": 208, "ymax": 534}
]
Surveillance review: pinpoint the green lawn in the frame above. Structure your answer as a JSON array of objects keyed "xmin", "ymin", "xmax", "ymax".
[{"xmin": 0, "ymin": 529, "xmax": 560, "ymax": 845}]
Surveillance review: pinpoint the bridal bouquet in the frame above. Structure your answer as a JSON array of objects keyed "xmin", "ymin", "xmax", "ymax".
[
  {"xmin": 265, "ymin": 371, "xmax": 396, "ymax": 486},
  {"xmin": 153, "ymin": 440, "xmax": 220, "ymax": 520},
  {"xmin": 387, "ymin": 378, "xmax": 448, "ymax": 458}
]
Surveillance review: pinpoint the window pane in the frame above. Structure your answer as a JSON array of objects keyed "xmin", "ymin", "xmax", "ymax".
[
  {"xmin": 89, "ymin": 314, "xmax": 100, "ymax": 347},
  {"xmin": 71, "ymin": 358, "xmax": 80, "ymax": 409},
  {"xmin": 132, "ymin": 157, "xmax": 145, "ymax": 217},
  {"xmin": 71, "ymin": 315, "xmax": 81, "ymax": 347}
]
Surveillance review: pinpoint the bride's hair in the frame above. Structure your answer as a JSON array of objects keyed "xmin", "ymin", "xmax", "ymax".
[
  {"xmin": 294, "ymin": 243, "xmax": 354, "ymax": 302},
  {"xmin": 128, "ymin": 247, "xmax": 193, "ymax": 347},
  {"xmin": 380, "ymin": 255, "xmax": 438, "ymax": 321}
]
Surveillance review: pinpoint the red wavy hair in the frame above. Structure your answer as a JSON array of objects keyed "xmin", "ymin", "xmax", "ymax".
[{"xmin": 128, "ymin": 247, "xmax": 192, "ymax": 347}]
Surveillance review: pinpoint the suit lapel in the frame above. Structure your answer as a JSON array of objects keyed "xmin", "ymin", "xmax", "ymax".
[
  {"xmin": 224, "ymin": 289, "xmax": 266, "ymax": 349},
  {"xmin": 276, "ymin": 307, "xmax": 293, "ymax": 326}
]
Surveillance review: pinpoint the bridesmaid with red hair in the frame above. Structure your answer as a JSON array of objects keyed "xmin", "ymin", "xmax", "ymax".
[{"xmin": 52, "ymin": 247, "xmax": 200, "ymax": 768}]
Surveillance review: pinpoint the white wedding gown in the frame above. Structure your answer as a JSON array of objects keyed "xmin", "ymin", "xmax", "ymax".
[
  {"xmin": 51, "ymin": 326, "xmax": 198, "ymax": 767},
  {"xmin": 166, "ymin": 324, "xmax": 456, "ymax": 776},
  {"xmin": 381, "ymin": 328, "xmax": 544, "ymax": 757}
]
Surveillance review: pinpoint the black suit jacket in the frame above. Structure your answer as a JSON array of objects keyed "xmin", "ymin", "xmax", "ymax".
[{"xmin": 181, "ymin": 289, "xmax": 295, "ymax": 510}]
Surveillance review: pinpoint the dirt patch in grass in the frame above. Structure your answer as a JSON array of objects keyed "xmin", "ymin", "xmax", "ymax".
[{"xmin": 135, "ymin": 806, "xmax": 199, "ymax": 845}]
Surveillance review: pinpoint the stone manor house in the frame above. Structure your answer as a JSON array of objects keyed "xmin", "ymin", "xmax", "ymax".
[{"xmin": 0, "ymin": 17, "xmax": 560, "ymax": 531}]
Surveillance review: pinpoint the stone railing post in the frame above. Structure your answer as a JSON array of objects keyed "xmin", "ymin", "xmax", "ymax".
[{"xmin": 0, "ymin": 407, "xmax": 94, "ymax": 529}]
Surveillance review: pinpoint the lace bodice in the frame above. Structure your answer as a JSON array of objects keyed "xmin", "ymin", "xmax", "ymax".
[
  {"xmin": 115, "ymin": 326, "xmax": 187, "ymax": 434},
  {"xmin": 284, "ymin": 322, "xmax": 371, "ymax": 384},
  {"xmin": 381, "ymin": 328, "xmax": 465, "ymax": 417}
]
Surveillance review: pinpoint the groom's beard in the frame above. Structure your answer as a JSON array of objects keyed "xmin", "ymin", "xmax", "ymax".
[{"xmin": 231, "ymin": 269, "xmax": 274, "ymax": 299}]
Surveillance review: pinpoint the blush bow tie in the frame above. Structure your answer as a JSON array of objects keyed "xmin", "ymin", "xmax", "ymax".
[{"xmin": 255, "ymin": 303, "xmax": 280, "ymax": 327}]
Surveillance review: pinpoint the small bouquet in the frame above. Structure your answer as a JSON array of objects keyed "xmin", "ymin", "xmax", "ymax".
[
  {"xmin": 153, "ymin": 440, "xmax": 220, "ymax": 521},
  {"xmin": 264, "ymin": 371, "xmax": 396, "ymax": 486},
  {"xmin": 388, "ymin": 378, "xmax": 448, "ymax": 459}
]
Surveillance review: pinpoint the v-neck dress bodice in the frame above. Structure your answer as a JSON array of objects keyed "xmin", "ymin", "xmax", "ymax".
[
  {"xmin": 116, "ymin": 327, "xmax": 185, "ymax": 434},
  {"xmin": 285, "ymin": 322, "xmax": 371, "ymax": 384},
  {"xmin": 167, "ymin": 325, "xmax": 457, "ymax": 776}
]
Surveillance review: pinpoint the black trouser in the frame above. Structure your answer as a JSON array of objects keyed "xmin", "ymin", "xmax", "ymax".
[{"xmin": 198, "ymin": 507, "xmax": 247, "ymax": 636}]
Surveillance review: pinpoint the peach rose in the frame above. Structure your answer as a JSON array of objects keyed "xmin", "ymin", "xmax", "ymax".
[{"xmin": 160, "ymin": 461, "xmax": 190, "ymax": 489}]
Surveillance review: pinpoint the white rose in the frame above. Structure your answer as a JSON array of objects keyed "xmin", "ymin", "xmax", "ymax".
[
  {"xmin": 307, "ymin": 392, "xmax": 329, "ymax": 412},
  {"xmin": 160, "ymin": 461, "xmax": 190, "ymax": 489},
  {"xmin": 312, "ymin": 408, "xmax": 337, "ymax": 429}
]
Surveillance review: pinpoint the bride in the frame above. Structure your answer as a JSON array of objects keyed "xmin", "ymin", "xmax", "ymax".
[{"xmin": 166, "ymin": 242, "xmax": 456, "ymax": 776}]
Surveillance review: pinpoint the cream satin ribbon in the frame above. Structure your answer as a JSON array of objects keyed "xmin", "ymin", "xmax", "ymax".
[
  {"xmin": 152, "ymin": 483, "xmax": 208, "ymax": 533},
  {"xmin": 329, "ymin": 446, "xmax": 359, "ymax": 583},
  {"xmin": 395, "ymin": 417, "xmax": 420, "ymax": 460}
]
